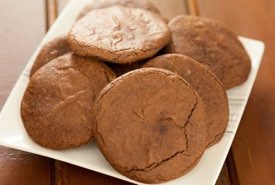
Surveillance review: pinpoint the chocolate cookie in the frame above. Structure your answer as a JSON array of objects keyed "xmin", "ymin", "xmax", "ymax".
[
  {"xmin": 21, "ymin": 53, "xmax": 115, "ymax": 150},
  {"xmin": 143, "ymin": 54, "xmax": 229, "ymax": 146},
  {"xmin": 30, "ymin": 36, "xmax": 70, "ymax": 76},
  {"xmin": 68, "ymin": 6, "xmax": 171, "ymax": 64},
  {"xmin": 94, "ymin": 68, "xmax": 208, "ymax": 183},
  {"xmin": 166, "ymin": 15, "xmax": 251, "ymax": 89},
  {"xmin": 77, "ymin": 0, "xmax": 160, "ymax": 20}
]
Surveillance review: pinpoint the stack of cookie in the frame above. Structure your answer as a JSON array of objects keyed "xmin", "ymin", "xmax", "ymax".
[{"xmin": 21, "ymin": 0, "xmax": 251, "ymax": 183}]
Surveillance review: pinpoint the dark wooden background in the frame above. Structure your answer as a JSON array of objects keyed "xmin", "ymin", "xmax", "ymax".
[{"xmin": 0, "ymin": 0, "xmax": 275, "ymax": 185}]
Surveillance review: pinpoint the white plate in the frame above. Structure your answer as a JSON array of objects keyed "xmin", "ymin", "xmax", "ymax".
[{"xmin": 0, "ymin": 0, "xmax": 265, "ymax": 184}]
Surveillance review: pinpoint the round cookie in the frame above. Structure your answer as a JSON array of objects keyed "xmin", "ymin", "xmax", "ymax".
[
  {"xmin": 77, "ymin": 0, "xmax": 160, "ymax": 20},
  {"xmin": 21, "ymin": 53, "xmax": 115, "ymax": 150},
  {"xmin": 143, "ymin": 54, "xmax": 229, "ymax": 146},
  {"xmin": 94, "ymin": 68, "xmax": 208, "ymax": 183},
  {"xmin": 166, "ymin": 15, "xmax": 251, "ymax": 89},
  {"xmin": 68, "ymin": 6, "xmax": 171, "ymax": 64},
  {"xmin": 30, "ymin": 36, "xmax": 70, "ymax": 76}
]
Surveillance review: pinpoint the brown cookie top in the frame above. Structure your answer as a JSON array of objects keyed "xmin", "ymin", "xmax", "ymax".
[
  {"xmin": 143, "ymin": 54, "xmax": 229, "ymax": 146},
  {"xmin": 77, "ymin": 0, "xmax": 160, "ymax": 20},
  {"xmin": 30, "ymin": 36, "xmax": 70, "ymax": 76},
  {"xmin": 94, "ymin": 68, "xmax": 207, "ymax": 183},
  {"xmin": 21, "ymin": 53, "xmax": 115, "ymax": 150},
  {"xmin": 166, "ymin": 15, "xmax": 251, "ymax": 89},
  {"xmin": 68, "ymin": 6, "xmax": 171, "ymax": 64}
]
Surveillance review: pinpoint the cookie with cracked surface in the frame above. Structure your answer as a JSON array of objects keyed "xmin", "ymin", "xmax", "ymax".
[
  {"xmin": 30, "ymin": 36, "xmax": 70, "ymax": 76},
  {"xmin": 94, "ymin": 68, "xmax": 208, "ymax": 183},
  {"xmin": 21, "ymin": 53, "xmax": 115, "ymax": 150},
  {"xmin": 143, "ymin": 54, "xmax": 229, "ymax": 147},
  {"xmin": 77, "ymin": 0, "xmax": 160, "ymax": 20},
  {"xmin": 68, "ymin": 6, "xmax": 171, "ymax": 64},
  {"xmin": 166, "ymin": 15, "xmax": 251, "ymax": 89}
]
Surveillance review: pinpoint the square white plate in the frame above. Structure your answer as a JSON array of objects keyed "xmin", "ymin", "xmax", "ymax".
[{"xmin": 0, "ymin": 0, "xmax": 265, "ymax": 184}]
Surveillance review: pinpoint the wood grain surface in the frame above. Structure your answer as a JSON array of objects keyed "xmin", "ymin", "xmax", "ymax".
[
  {"xmin": 0, "ymin": 0, "xmax": 274, "ymax": 185},
  {"xmin": 0, "ymin": 0, "xmax": 45, "ymax": 107},
  {"xmin": 199, "ymin": 0, "xmax": 275, "ymax": 185},
  {"xmin": 0, "ymin": 1, "xmax": 51, "ymax": 185},
  {"xmin": 0, "ymin": 146, "xmax": 52, "ymax": 185}
]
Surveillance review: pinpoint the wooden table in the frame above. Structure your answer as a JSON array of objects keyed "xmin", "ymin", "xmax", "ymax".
[{"xmin": 0, "ymin": 0, "xmax": 274, "ymax": 184}]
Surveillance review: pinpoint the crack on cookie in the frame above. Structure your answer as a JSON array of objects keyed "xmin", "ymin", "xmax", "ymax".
[
  {"xmin": 55, "ymin": 65, "xmax": 73, "ymax": 71},
  {"xmin": 126, "ymin": 90, "xmax": 198, "ymax": 173},
  {"xmin": 49, "ymin": 90, "xmax": 87, "ymax": 115},
  {"xmin": 181, "ymin": 96, "xmax": 198, "ymax": 154},
  {"xmin": 128, "ymin": 149, "xmax": 185, "ymax": 172},
  {"xmin": 131, "ymin": 108, "xmax": 144, "ymax": 120}
]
